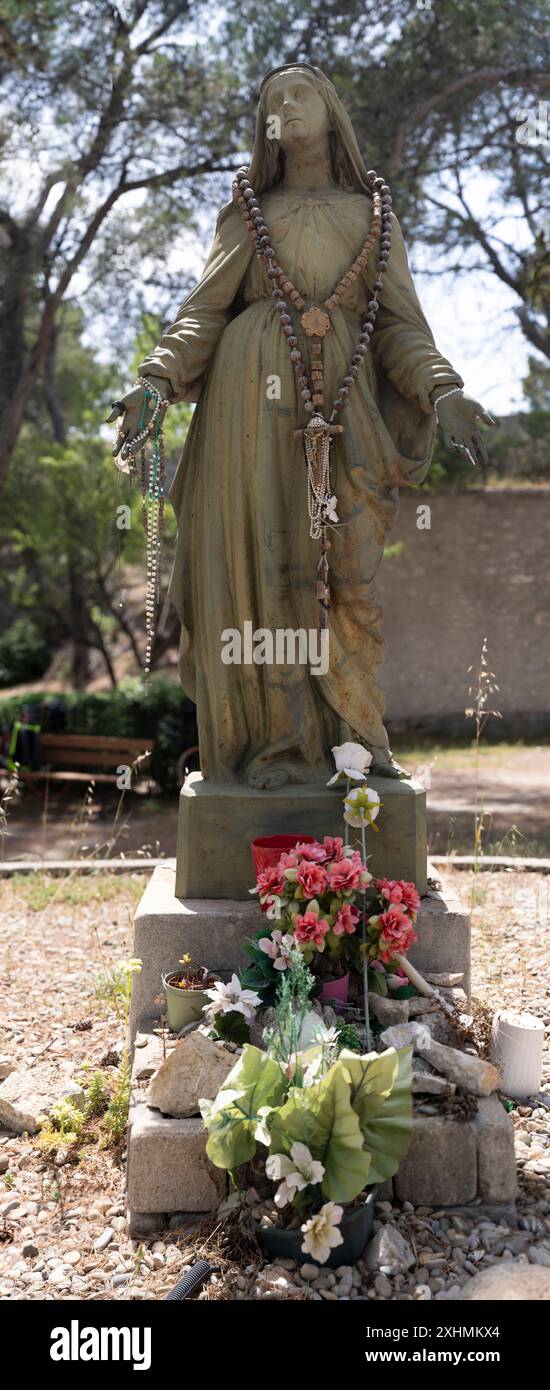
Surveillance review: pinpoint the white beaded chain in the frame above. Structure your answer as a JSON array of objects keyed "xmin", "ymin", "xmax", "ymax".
[
  {"xmin": 305, "ymin": 416, "xmax": 333, "ymax": 540},
  {"xmin": 433, "ymin": 385, "xmax": 476, "ymax": 467}
]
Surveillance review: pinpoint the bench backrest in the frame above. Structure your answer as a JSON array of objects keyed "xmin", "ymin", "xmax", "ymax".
[{"xmin": 38, "ymin": 734, "xmax": 154, "ymax": 770}]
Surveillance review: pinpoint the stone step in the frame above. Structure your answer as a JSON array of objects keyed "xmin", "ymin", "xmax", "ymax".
[{"xmin": 129, "ymin": 863, "xmax": 470, "ymax": 1042}]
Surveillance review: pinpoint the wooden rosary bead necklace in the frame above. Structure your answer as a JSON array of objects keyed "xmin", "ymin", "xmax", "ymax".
[{"xmin": 233, "ymin": 166, "xmax": 393, "ymax": 633}]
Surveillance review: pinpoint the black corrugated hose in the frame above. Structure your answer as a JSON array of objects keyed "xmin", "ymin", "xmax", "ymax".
[{"xmin": 163, "ymin": 1259, "xmax": 220, "ymax": 1300}]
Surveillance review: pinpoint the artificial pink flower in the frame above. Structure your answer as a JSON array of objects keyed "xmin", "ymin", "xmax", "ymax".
[
  {"xmin": 295, "ymin": 840, "xmax": 329, "ymax": 863},
  {"xmin": 322, "ymin": 835, "xmax": 344, "ymax": 861},
  {"xmin": 297, "ymin": 861, "xmax": 328, "ymax": 897},
  {"xmin": 326, "ymin": 857, "xmax": 364, "ymax": 893},
  {"xmin": 399, "ymin": 881, "xmax": 421, "ymax": 915},
  {"xmin": 376, "ymin": 907, "xmax": 418, "ymax": 964},
  {"xmin": 332, "ymin": 903, "xmax": 360, "ymax": 937},
  {"xmin": 294, "ymin": 912, "xmax": 330, "ymax": 949},
  {"xmin": 258, "ymin": 930, "xmax": 294, "ymax": 970},
  {"xmin": 375, "ymin": 878, "xmax": 420, "ymax": 916},
  {"xmin": 256, "ymin": 865, "xmax": 285, "ymax": 899}
]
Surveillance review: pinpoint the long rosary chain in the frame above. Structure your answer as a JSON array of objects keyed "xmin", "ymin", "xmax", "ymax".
[
  {"xmin": 233, "ymin": 165, "xmax": 392, "ymax": 634},
  {"xmin": 233, "ymin": 167, "xmax": 392, "ymax": 420},
  {"xmin": 120, "ymin": 377, "xmax": 167, "ymax": 674}
]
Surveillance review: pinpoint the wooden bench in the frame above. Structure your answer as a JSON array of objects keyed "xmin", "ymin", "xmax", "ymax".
[{"xmin": 9, "ymin": 733, "xmax": 155, "ymax": 788}]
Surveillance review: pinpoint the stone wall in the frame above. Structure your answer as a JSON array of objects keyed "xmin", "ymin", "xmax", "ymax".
[{"xmin": 377, "ymin": 488, "xmax": 550, "ymax": 736}]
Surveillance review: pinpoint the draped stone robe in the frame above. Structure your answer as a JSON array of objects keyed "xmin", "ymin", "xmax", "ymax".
[{"xmin": 140, "ymin": 189, "xmax": 462, "ymax": 784}]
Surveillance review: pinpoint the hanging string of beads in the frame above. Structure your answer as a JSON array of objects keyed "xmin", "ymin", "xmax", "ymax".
[
  {"xmin": 233, "ymin": 166, "xmax": 392, "ymax": 632},
  {"xmin": 115, "ymin": 376, "xmax": 167, "ymax": 674}
]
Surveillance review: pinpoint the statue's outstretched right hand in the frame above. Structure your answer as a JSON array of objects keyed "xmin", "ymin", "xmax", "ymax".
[{"xmin": 106, "ymin": 378, "xmax": 170, "ymax": 466}]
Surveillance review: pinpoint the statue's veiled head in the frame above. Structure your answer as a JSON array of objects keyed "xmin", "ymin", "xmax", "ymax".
[{"xmin": 248, "ymin": 64, "xmax": 372, "ymax": 196}]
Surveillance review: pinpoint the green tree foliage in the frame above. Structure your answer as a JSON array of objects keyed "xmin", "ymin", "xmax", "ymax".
[{"xmin": 0, "ymin": 0, "xmax": 548, "ymax": 497}]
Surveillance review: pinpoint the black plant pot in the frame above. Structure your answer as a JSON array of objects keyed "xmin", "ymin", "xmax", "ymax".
[{"xmin": 255, "ymin": 1187, "xmax": 377, "ymax": 1269}]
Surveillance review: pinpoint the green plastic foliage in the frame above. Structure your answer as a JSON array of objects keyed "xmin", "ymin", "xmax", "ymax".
[
  {"xmin": 200, "ymin": 1042, "xmax": 413, "ymax": 1197},
  {"xmin": 269, "ymin": 1066, "xmax": 372, "ymax": 1204},
  {"xmin": 354, "ymin": 1046, "xmax": 414, "ymax": 1184},
  {"xmin": 200, "ymin": 1045, "xmax": 286, "ymax": 1170}
]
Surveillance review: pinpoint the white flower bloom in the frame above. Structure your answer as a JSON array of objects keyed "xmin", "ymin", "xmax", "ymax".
[
  {"xmin": 202, "ymin": 973, "xmax": 261, "ymax": 1024},
  {"xmin": 301, "ymin": 1202, "xmax": 344, "ymax": 1264},
  {"xmin": 326, "ymin": 494, "xmax": 339, "ymax": 524},
  {"xmin": 343, "ymin": 783, "xmax": 381, "ymax": 828},
  {"xmin": 266, "ymin": 1143, "xmax": 325, "ymax": 1207},
  {"xmin": 327, "ymin": 741, "xmax": 373, "ymax": 786}
]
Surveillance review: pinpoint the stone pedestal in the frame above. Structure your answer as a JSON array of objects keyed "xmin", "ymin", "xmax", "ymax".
[
  {"xmin": 175, "ymin": 771, "xmax": 427, "ymax": 899},
  {"xmin": 126, "ymin": 1025, "xmax": 516, "ymax": 1235},
  {"xmin": 128, "ymin": 861, "xmax": 470, "ymax": 1043}
]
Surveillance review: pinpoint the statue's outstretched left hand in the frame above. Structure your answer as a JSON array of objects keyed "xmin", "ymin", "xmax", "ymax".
[{"xmin": 434, "ymin": 391, "xmax": 497, "ymax": 468}]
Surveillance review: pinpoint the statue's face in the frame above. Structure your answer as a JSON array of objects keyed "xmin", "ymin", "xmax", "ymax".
[{"xmin": 265, "ymin": 73, "xmax": 330, "ymax": 152}]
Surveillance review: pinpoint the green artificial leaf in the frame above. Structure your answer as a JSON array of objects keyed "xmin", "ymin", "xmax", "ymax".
[
  {"xmin": 269, "ymin": 1065, "xmax": 372, "ymax": 1205},
  {"xmin": 200, "ymin": 1045, "xmax": 286, "ymax": 1171},
  {"xmin": 359, "ymin": 1046, "xmax": 414, "ymax": 1184},
  {"xmin": 213, "ymin": 1010, "xmax": 250, "ymax": 1045},
  {"xmin": 339, "ymin": 1048, "xmax": 399, "ymax": 1128},
  {"xmin": 369, "ymin": 970, "xmax": 389, "ymax": 997},
  {"xmin": 392, "ymin": 985, "xmax": 417, "ymax": 1000}
]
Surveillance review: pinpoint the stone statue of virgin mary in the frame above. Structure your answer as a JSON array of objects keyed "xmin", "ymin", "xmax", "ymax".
[{"xmin": 110, "ymin": 64, "xmax": 493, "ymax": 790}]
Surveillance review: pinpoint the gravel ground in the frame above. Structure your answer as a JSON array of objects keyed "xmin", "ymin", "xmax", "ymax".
[{"xmin": 0, "ymin": 867, "xmax": 549, "ymax": 1302}]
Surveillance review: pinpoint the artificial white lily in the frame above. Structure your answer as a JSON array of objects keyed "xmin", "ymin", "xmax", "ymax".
[
  {"xmin": 266, "ymin": 1141, "xmax": 325, "ymax": 1207},
  {"xmin": 202, "ymin": 973, "xmax": 261, "ymax": 1025},
  {"xmin": 301, "ymin": 1201, "xmax": 344, "ymax": 1263}
]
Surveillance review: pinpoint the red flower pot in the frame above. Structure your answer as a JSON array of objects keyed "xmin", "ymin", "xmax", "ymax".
[
  {"xmin": 319, "ymin": 973, "xmax": 350, "ymax": 1014},
  {"xmin": 251, "ymin": 834, "xmax": 315, "ymax": 878}
]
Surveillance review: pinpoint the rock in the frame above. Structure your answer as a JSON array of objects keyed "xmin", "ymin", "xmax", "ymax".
[
  {"xmin": 419, "ymin": 1035, "xmax": 501, "ymax": 1097},
  {"xmin": 412, "ymin": 1072, "xmax": 456, "ymax": 1096},
  {"xmin": 22, "ymin": 1243, "xmax": 39, "ymax": 1258},
  {"xmin": 374, "ymin": 1272, "xmax": 393, "ymax": 1297},
  {"xmin": 0, "ymin": 1059, "xmax": 16, "ymax": 1082},
  {"xmin": 459, "ymin": 1263, "xmax": 550, "ymax": 1300},
  {"xmin": 0, "ymin": 1155, "xmax": 9, "ymax": 1174},
  {"xmin": 528, "ymin": 1246, "xmax": 550, "ymax": 1268},
  {"xmin": 368, "ymin": 994, "xmax": 409, "ymax": 1027},
  {"xmin": 380, "ymin": 1022, "xmax": 429, "ymax": 1051},
  {"xmin": 408, "ymin": 998, "xmax": 438, "ymax": 1018},
  {"xmin": 426, "ymin": 973, "xmax": 464, "ymax": 988},
  {"xmin": 0, "ymin": 1066, "xmax": 85, "ymax": 1135},
  {"xmin": 299, "ymin": 1264, "xmax": 320, "ymax": 1281},
  {"xmin": 113, "ymin": 1272, "xmax": 132, "ymax": 1287},
  {"xmin": 366, "ymin": 1225, "xmax": 415, "ymax": 1274},
  {"xmin": 148, "ymin": 1031, "xmax": 236, "ymax": 1117},
  {"xmin": 94, "ymin": 1227, "xmax": 114, "ymax": 1252},
  {"xmin": 381, "ymin": 1023, "xmax": 501, "ymax": 1097}
]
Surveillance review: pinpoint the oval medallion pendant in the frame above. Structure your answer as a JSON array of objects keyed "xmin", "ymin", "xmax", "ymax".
[{"xmin": 300, "ymin": 306, "xmax": 331, "ymax": 338}]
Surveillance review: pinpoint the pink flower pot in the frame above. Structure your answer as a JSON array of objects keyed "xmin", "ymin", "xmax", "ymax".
[
  {"xmin": 251, "ymin": 834, "xmax": 315, "ymax": 878},
  {"xmin": 319, "ymin": 973, "xmax": 350, "ymax": 1014}
]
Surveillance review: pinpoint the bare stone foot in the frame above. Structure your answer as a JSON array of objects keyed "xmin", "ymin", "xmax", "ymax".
[{"xmin": 247, "ymin": 766, "xmax": 290, "ymax": 790}]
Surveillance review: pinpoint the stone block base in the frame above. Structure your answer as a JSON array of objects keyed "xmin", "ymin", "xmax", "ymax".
[
  {"xmin": 129, "ymin": 862, "xmax": 470, "ymax": 1042},
  {"xmin": 176, "ymin": 771, "xmax": 427, "ymax": 899},
  {"xmin": 127, "ymin": 1016, "xmax": 516, "ymax": 1233},
  {"xmin": 127, "ymin": 1023, "xmax": 226, "ymax": 1229},
  {"xmin": 393, "ymin": 1096, "xmax": 517, "ymax": 1206}
]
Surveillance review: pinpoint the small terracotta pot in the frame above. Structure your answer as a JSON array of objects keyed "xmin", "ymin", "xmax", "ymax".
[
  {"xmin": 256, "ymin": 1188, "xmax": 377, "ymax": 1268},
  {"xmin": 251, "ymin": 834, "xmax": 315, "ymax": 878},
  {"xmin": 319, "ymin": 973, "xmax": 350, "ymax": 1014}
]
